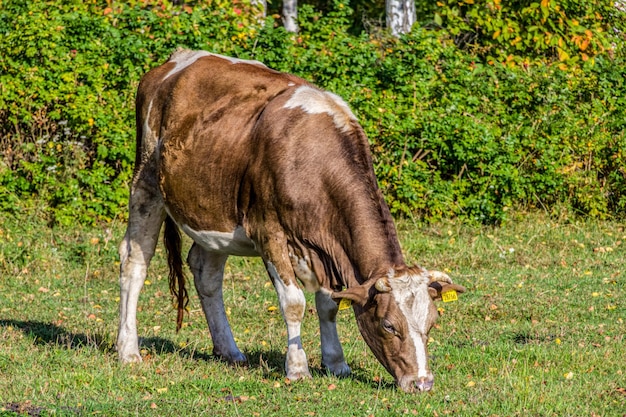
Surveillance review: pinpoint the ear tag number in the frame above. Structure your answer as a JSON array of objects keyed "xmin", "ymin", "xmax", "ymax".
[
  {"xmin": 338, "ymin": 298, "xmax": 352, "ymax": 311},
  {"xmin": 441, "ymin": 290, "xmax": 458, "ymax": 303}
]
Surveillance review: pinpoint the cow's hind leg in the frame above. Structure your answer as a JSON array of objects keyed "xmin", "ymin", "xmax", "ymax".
[
  {"xmin": 187, "ymin": 244, "xmax": 247, "ymax": 364},
  {"xmin": 315, "ymin": 290, "xmax": 351, "ymax": 377},
  {"xmin": 117, "ymin": 183, "xmax": 165, "ymax": 362}
]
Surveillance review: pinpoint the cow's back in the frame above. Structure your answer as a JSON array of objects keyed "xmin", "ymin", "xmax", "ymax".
[{"xmin": 139, "ymin": 50, "xmax": 306, "ymax": 232}]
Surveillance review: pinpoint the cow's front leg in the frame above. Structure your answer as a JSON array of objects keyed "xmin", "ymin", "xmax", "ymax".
[
  {"xmin": 315, "ymin": 289, "xmax": 351, "ymax": 377},
  {"xmin": 265, "ymin": 260, "xmax": 312, "ymax": 380},
  {"xmin": 187, "ymin": 244, "xmax": 247, "ymax": 364}
]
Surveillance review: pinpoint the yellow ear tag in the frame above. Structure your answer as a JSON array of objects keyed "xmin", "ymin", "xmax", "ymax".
[
  {"xmin": 441, "ymin": 290, "xmax": 458, "ymax": 303},
  {"xmin": 338, "ymin": 298, "xmax": 352, "ymax": 311}
]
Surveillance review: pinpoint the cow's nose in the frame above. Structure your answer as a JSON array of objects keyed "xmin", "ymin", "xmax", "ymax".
[{"xmin": 416, "ymin": 376, "xmax": 434, "ymax": 392}]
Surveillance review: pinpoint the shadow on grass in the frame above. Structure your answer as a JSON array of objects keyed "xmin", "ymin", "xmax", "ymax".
[
  {"xmin": 0, "ymin": 320, "xmax": 393, "ymax": 390},
  {"xmin": 244, "ymin": 348, "xmax": 394, "ymax": 390},
  {"xmin": 140, "ymin": 338, "xmax": 388, "ymax": 389},
  {"xmin": 0, "ymin": 319, "xmax": 114, "ymax": 353}
]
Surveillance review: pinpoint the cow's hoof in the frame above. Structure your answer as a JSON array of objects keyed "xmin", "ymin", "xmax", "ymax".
[
  {"xmin": 215, "ymin": 350, "xmax": 248, "ymax": 366},
  {"xmin": 324, "ymin": 362, "xmax": 352, "ymax": 378},
  {"xmin": 229, "ymin": 357, "xmax": 249, "ymax": 368},
  {"xmin": 119, "ymin": 353, "xmax": 142, "ymax": 363},
  {"xmin": 285, "ymin": 346, "xmax": 311, "ymax": 380},
  {"xmin": 286, "ymin": 370, "xmax": 313, "ymax": 381}
]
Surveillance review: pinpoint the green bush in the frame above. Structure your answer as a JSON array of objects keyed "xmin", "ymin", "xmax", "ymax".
[
  {"xmin": 0, "ymin": 0, "xmax": 624, "ymax": 225},
  {"xmin": 0, "ymin": 0, "xmax": 256, "ymax": 224},
  {"xmin": 435, "ymin": 0, "xmax": 626, "ymax": 67}
]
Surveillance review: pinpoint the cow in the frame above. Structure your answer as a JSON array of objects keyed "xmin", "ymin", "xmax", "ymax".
[{"xmin": 116, "ymin": 49, "xmax": 466, "ymax": 393}]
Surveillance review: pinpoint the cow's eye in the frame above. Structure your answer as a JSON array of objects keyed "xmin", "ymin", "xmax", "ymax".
[{"xmin": 381, "ymin": 319, "xmax": 396, "ymax": 335}]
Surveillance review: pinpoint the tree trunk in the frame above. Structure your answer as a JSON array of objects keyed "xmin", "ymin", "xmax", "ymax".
[
  {"xmin": 386, "ymin": 0, "xmax": 416, "ymax": 37},
  {"xmin": 250, "ymin": 0, "xmax": 267, "ymax": 25},
  {"xmin": 283, "ymin": 0, "xmax": 298, "ymax": 33}
]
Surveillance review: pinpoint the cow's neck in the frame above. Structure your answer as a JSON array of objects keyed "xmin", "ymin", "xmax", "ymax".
[
  {"xmin": 344, "ymin": 191, "xmax": 403, "ymax": 286},
  {"xmin": 307, "ymin": 184, "xmax": 405, "ymax": 290}
]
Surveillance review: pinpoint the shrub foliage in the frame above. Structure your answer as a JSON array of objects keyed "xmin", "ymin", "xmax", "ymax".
[{"xmin": 0, "ymin": 0, "xmax": 624, "ymax": 224}]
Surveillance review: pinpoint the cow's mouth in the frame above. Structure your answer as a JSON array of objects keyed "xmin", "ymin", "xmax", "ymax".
[{"xmin": 398, "ymin": 375, "xmax": 434, "ymax": 393}]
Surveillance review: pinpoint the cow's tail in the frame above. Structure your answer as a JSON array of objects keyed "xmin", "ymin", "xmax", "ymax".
[{"xmin": 164, "ymin": 215, "xmax": 188, "ymax": 332}]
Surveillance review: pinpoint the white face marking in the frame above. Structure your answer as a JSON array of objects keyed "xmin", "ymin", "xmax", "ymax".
[
  {"xmin": 164, "ymin": 49, "xmax": 266, "ymax": 80},
  {"xmin": 180, "ymin": 224, "xmax": 259, "ymax": 256},
  {"xmin": 283, "ymin": 85, "xmax": 357, "ymax": 132},
  {"xmin": 388, "ymin": 272, "xmax": 433, "ymax": 378}
]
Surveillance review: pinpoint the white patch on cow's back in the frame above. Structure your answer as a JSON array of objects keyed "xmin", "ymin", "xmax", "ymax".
[
  {"xmin": 164, "ymin": 49, "xmax": 266, "ymax": 80},
  {"xmin": 181, "ymin": 224, "xmax": 259, "ymax": 256},
  {"xmin": 388, "ymin": 272, "xmax": 433, "ymax": 379},
  {"xmin": 283, "ymin": 85, "xmax": 356, "ymax": 132}
]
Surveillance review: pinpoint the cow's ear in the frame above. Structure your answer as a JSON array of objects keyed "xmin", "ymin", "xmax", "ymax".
[
  {"xmin": 428, "ymin": 281, "xmax": 466, "ymax": 301},
  {"xmin": 331, "ymin": 286, "xmax": 368, "ymax": 306},
  {"xmin": 331, "ymin": 283, "xmax": 373, "ymax": 307}
]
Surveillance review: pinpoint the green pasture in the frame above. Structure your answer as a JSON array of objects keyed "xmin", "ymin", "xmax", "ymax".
[{"xmin": 0, "ymin": 214, "xmax": 623, "ymax": 416}]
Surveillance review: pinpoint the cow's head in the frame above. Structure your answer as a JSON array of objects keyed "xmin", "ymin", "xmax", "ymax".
[{"xmin": 332, "ymin": 266, "xmax": 465, "ymax": 393}]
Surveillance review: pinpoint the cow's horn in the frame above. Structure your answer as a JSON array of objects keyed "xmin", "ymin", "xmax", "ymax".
[{"xmin": 375, "ymin": 277, "xmax": 392, "ymax": 293}]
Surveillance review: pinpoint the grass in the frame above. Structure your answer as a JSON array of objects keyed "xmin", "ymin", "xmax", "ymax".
[{"xmin": 0, "ymin": 213, "xmax": 624, "ymax": 416}]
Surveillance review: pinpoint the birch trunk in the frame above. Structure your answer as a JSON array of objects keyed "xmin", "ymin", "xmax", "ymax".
[
  {"xmin": 386, "ymin": 0, "xmax": 416, "ymax": 37},
  {"xmin": 282, "ymin": 0, "xmax": 298, "ymax": 33},
  {"xmin": 250, "ymin": 0, "xmax": 267, "ymax": 25}
]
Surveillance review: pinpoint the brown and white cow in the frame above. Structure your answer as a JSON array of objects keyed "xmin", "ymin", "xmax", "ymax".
[{"xmin": 117, "ymin": 49, "xmax": 465, "ymax": 393}]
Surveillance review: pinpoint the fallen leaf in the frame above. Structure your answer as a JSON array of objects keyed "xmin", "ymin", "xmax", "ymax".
[{"xmin": 327, "ymin": 383, "xmax": 337, "ymax": 390}]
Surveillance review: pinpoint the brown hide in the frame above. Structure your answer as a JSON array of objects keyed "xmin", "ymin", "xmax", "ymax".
[
  {"xmin": 143, "ymin": 52, "xmax": 404, "ymax": 288},
  {"xmin": 127, "ymin": 49, "xmax": 463, "ymax": 393}
]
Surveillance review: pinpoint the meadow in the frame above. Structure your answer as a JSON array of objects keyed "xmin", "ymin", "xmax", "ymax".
[{"xmin": 0, "ymin": 213, "xmax": 624, "ymax": 416}]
